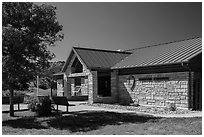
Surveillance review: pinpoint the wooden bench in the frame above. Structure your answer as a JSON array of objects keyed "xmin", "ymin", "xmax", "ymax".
[
  {"xmin": 51, "ymin": 96, "xmax": 69, "ymax": 112},
  {"xmin": 2, "ymin": 96, "xmax": 24, "ymax": 110}
]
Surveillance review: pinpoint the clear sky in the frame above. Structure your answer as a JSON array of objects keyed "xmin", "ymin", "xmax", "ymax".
[{"xmin": 46, "ymin": 2, "xmax": 201, "ymax": 62}]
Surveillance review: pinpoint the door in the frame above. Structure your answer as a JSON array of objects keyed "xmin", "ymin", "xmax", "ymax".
[
  {"xmin": 98, "ymin": 76, "xmax": 111, "ymax": 97},
  {"xmin": 193, "ymin": 77, "xmax": 202, "ymax": 110}
]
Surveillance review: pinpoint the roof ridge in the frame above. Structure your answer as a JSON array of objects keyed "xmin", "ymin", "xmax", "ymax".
[
  {"xmin": 73, "ymin": 46, "xmax": 132, "ymax": 54},
  {"xmin": 125, "ymin": 37, "xmax": 201, "ymax": 52}
]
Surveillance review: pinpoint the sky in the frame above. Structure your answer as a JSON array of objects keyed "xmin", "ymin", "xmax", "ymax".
[{"xmin": 45, "ymin": 2, "xmax": 201, "ymax": 62}]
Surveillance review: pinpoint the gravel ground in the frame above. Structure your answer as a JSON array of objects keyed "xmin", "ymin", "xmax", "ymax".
[{"xmin": 88, "ymin": 103, "xmax": 200, "ymax": 115}]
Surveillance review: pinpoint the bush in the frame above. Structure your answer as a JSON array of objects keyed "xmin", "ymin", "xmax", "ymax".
[
  {"xmin": 28, "ymin": 96, "xmax": 53, "ymax": 116},
  {"xmin": 165, "ymin": 103, "xmax": 176, "ymax": 111}
]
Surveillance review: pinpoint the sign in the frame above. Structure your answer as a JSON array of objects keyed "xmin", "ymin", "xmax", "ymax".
[{"xmin": 127, "ymin": 75, "xmax": 136, "ymax": 91}]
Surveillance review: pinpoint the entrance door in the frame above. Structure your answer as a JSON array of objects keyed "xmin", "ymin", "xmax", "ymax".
[{"xmin": 98, "ymin": 76, "xmax": 111, "ymax": 97}]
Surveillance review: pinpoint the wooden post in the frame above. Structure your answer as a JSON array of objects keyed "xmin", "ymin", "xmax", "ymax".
[
  {"xmin": 50, "ymin": 87, "xmax": 52, "ymax": 97},
  {"xmin": 18, "ymin": 103, "xmax": 20, "ymax": 110},
  {"xmin": 9, "ymin": 88, "xmax": 14, "ymax": 116},
  {"xmin": 66, "ymin": 105, "xmax": 68, "ymax": 112},
  {"xmin": 37, "ymin": 75, "xmax": 39, "ymax": 96}
]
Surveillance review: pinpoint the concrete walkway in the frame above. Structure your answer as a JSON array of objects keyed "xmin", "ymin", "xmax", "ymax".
[{"xmin": 2, "ymin": 102, "xmax": 202, "ymax": 118}]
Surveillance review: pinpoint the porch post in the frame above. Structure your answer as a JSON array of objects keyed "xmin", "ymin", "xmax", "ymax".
[
  {"xmin": 111, "ymin": 70, "xmax": 119, "ymax": 103},
  {"xmin": 88, "ymin": 71, "xmax": 98, "ymax": 104}
]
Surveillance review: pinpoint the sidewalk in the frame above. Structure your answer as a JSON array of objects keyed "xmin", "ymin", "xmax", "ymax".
[{"xmin": 2, "ymin": 102, "xmax": 202, "ymax": 118}]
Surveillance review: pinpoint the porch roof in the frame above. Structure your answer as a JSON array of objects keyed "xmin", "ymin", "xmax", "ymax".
[
  {"xmin": 73, "ymin": 47, "xmax": 131, "ymax": 69},
  {"xmin": 62, "ymin": 47, "xmax": 131, "ymax": 72}
]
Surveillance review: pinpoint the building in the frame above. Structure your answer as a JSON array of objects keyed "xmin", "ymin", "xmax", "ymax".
[{"xmin": 54, "ymin": 37, "xmax": 202, "ymax": 110}]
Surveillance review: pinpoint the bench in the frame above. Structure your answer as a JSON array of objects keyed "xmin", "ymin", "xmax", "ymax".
[
  {"xmin": 2, "ymin": 96, "xmax": 24, "ymax": 110},
  {"xmin": 51, "ymin": 96, "xmax": 69, "ymax": 112}
]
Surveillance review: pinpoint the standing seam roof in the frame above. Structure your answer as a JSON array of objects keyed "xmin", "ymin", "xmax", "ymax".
[
  {"xmin": 73, "ymin": 47, "xmax": 131, "ymax": 69},
  {"xmin": 112, "ymin": 37, "xmax": 202, "ymax": 69}
]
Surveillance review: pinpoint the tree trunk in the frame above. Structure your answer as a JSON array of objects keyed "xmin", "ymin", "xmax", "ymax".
[
  {"xmin": 9, "ymin": 88, "xmax": 14, "ymax": 117},
  {"xmin": 51, "ymin": 87, "xmax": 52, "ymax": 97}
]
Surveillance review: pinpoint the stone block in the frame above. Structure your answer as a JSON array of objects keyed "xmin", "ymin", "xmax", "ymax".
[
  {"xmin": 181, "ymin": 100, "xmax": 188, "ymax": 104},
  {"xmin": 139, "ymin": 100, "xmax": 148, "ymax": 104},
  {"xmin": 180, "ymin": 81, "xmax": 188, "ymax": 85},
  {"xmin": 138, "ymin": 95, "xmax": 144, "ymax": 100},
  {"xmin": 182, "ymin": 92, "xmax": 188, "ymax": 96},
  {"xmin": 148, "ymin": 99, "xmax": 156, "ymax": 103},
  {"xmin": 177, "ymin": 103, "xmax": 188, "ymax": 108},
  {"xmin": 180, "ymin": 96, "xmax": 186, "ymax": 100},
  {"xmin": 181, "ymin": 84, "xmax": 188, "ymax": 89},
  {"xmin": 154, "ymin": 96, "xmax": 163, "ymax": 100},
  {"xmin": 146, "ymin": 96, "xmax": 151, "ymax": 99},
  {"xmin": 168, "ymin": 97, "xmax": 175, "ymax": 100},
  {"xmin": 172, "ymin": 93, "xmax": 179, "ymax": 96},
  {"xmin": 175, "ymin": 100, "xmax": 181, "ymax": 104}
]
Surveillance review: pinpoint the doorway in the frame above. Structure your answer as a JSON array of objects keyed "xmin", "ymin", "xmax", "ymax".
[
  {"xmin": 193, "ymin": 75, "xmax": 202, "ymax": 110},
  {"xmin": 97, "ymin": 72, "xmax": 111, "ymax": 97}
]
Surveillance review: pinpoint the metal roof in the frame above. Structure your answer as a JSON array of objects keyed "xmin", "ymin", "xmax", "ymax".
[
  {"xmin": 73, "ymin": 47, "xmax": 131, "ymax": 69},
  {"xmin": 112, "ymin": 37, "xmax": 202, "ymax": 69}
]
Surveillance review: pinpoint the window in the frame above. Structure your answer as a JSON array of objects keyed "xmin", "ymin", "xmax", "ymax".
[
  {"xmin": 75, "ymin": 78, "xmax": 81, "ymax": 86},
  {"xmin": 71, "ymin": 58, "xmax": 83, "ymax": 73}
]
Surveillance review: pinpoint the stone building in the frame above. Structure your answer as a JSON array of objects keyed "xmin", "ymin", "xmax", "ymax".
[{"xmin": 54, "ymin": 37, "xmax": 202, "ymax": 110}]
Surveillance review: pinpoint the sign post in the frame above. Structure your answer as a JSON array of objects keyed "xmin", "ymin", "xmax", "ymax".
[{"xmin": 37, "ymin": 75, "xmax": 39, "ymax": 96}]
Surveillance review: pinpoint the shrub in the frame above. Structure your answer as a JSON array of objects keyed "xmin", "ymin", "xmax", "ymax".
[
  {"xmin": 28, "ymin": 96, "xmax": 53, "ymax": 116},
  {"xmin": 165, "ymin": 102, "xmax": 176, "ymax": 111},
  {"xmin": 169, "ymin": 103, "xmax": 176, "ymax": 111}
]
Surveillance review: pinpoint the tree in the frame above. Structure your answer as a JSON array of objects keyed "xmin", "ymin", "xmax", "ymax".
[
  {"xmin": 39, "ymin": 61, "xmax": 65, "ymax": 89},
  {"xmin": 32, "ymin": 61, "xmax": 65, "ymax": 90},
  {"xmin": 2, "ymin": 2, "xmax": 63, "ymax": 116}
]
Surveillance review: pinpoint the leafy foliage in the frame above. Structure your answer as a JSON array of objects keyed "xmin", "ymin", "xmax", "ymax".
[
  {"xmin": 2, "ymin": 2, "xmax": 63, "ymax": 116},
  {"xmin": 28, "ymin": 96, "xmax": 53, "ymax": 116},
  {"xmin": 2, "ymin": 2, "xmax": 63, "ymax": 91},
  {"xmin": 37, "ymin": 61, "xmax": 65, "ymax": 89}
]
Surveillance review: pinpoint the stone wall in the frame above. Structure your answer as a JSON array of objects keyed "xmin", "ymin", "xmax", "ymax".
[
  {"xmin": 63, "ymin": 52, "xmax": 91, "ymax": 98},
  {"xmin": 88, "ymin": 71, "xmax": 98, "ymax": 104},
  {"xmin": 117, "ymin": 72, "xmax": 190, "ymax": 109},
  {"xmin": 56, "ymin": 79, "xmax": 64, "ymax": 96},
  {"xmin": 110, "ymin": 70, "xmax": 119, "ymax": 103},
  {"xmin": 70, "ymin": 77, "xmax": 89, "ymax": 96},
  {"xmin": 80, "ymin": 77, "xmax": 89, "ymax": 95}
]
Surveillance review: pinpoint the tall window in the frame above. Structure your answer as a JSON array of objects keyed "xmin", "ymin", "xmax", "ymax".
[
  {"xmin": 71, "ymin": 58, "xmax": 83, "ymax": 73},
  {"xmin": 75, "ymin": 78, "xmax": 81, "ymax": 86}
]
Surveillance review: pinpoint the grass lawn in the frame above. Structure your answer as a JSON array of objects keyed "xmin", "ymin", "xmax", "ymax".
[{"xmin": 2, "ymin": 110, "xmax": 202, "ymax": 135}]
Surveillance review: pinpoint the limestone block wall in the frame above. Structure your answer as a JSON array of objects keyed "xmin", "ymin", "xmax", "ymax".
[
  {"xmin": 70, "ymin": 79, "xmax": 75, "ymax": 96},
  {"xmin": 63, "ymin": 52, "xmax": 91, "ymax": 98},
  {"xmin": 63, "ymin": 74, "xmax": 69, "ymax": 97},
  {"xmin": 110, "ymin": 70, "xmax": 119, "ymax": 103},
  {"xmin": 118, "ymin": 72, "xmax": 190, "ymax": 109},
  {"xmin": 69, "ymin": 77, "xmax": 89, "ymax": 96},
  {"xmin": 89, "ymin": 70, "xmax": 118, "ymax": 104},
  {"xmin": 57, "ymin": 79, "xmax": 64, "ymax": 96},
  {"xmin": 80, "ymin": 77, "xmax": 89, "ymax": 95},
  {"xmin": 88, "ymin": 71, "xmax": 98, "ymax": 104}
]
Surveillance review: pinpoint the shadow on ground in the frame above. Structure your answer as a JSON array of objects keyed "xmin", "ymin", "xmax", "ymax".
[
  {"xmin": 2, "ymin": 117, "xmax": 48, "ymax": 129},
  {"xmin": 2, "ymin": 110, "xmax": 160, "ymax": 132}
]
